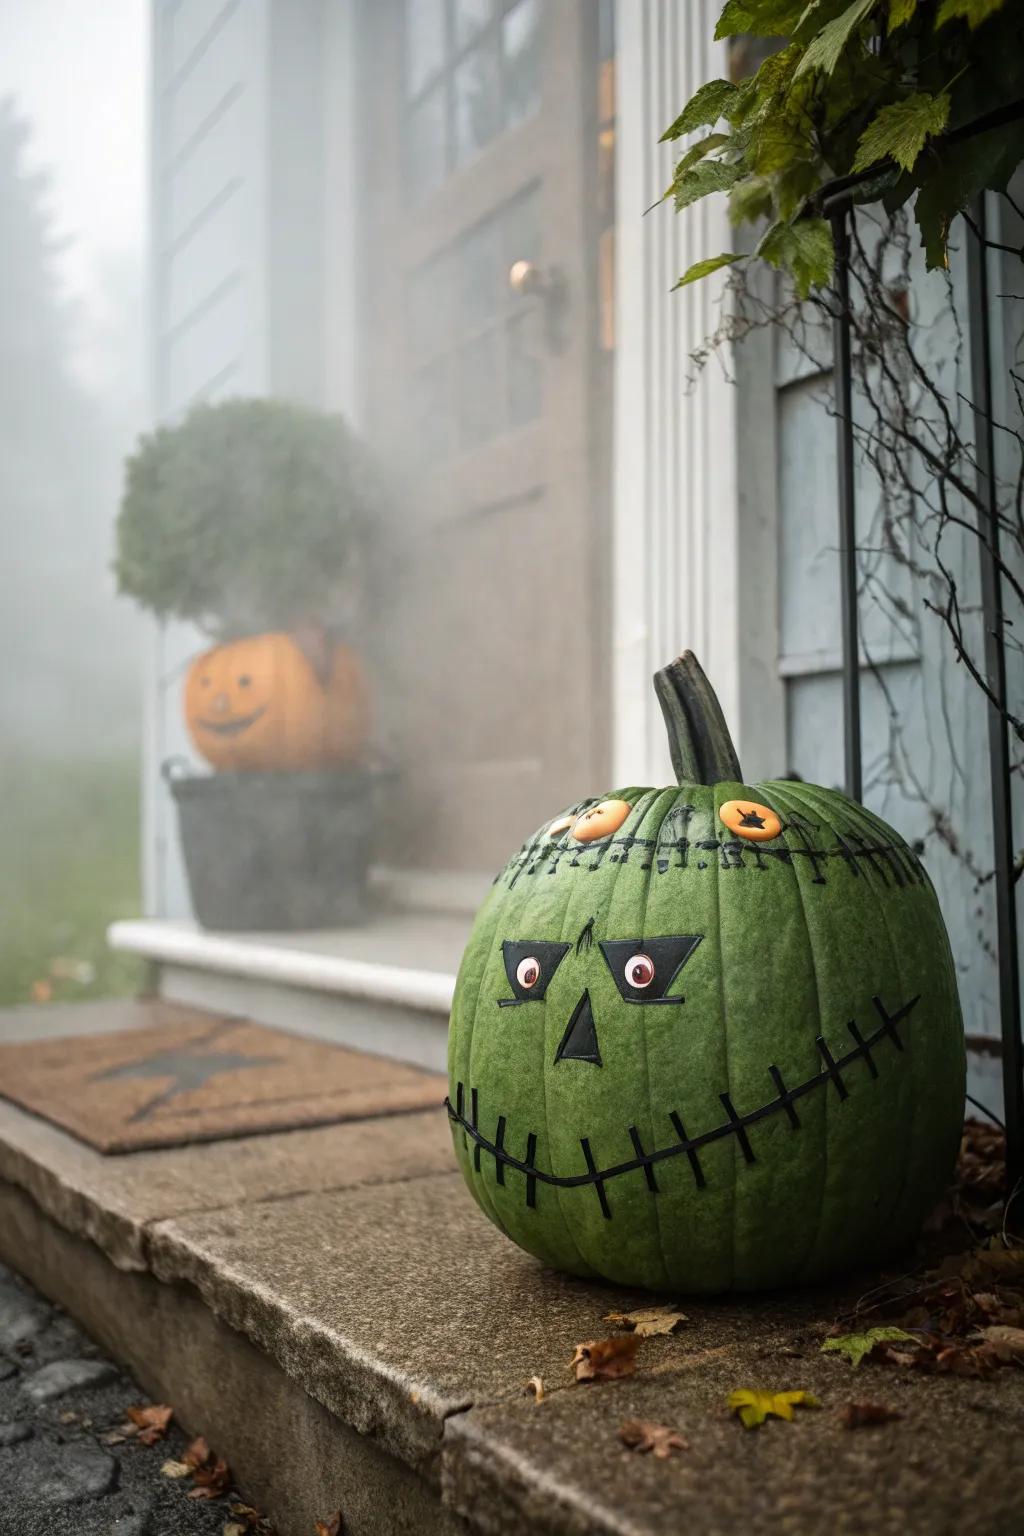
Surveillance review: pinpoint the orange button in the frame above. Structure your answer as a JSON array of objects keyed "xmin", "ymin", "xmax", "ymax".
[
  {"xmin": 719, "ymin": 799, "xmax": 782, "ymax": 841},
  {"xmin": 571, "ymin": 799, "xmax": 632, "ymax": 843}
]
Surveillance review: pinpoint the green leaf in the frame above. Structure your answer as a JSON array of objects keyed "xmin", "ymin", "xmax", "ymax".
[
  {"xmin": 756, "ymin": 216, "xmax": 835, "ymax": 296},
  {"xmin": 729, "ymin": 174, "xmax": 776, "ymax": 225},
  {"xmin": 821, "ymin": 1327, "xmax": 917, "ymax": 1367},
  {"xmin": 853, "ymin": 91, "xmax": 950, "ymax": 172},
  {"xmin": 888, "ymin": 0, "xmax": 918, "ymax": 26},
  {"xmin": 936, "ymin": 0, "xmax": 1007, "ymax": 27},
  {"xmin": 715, "ymin": 0, "xmax": 806, "ymax": 38},
  {"xmin": 794, "ymin": 0, "xmax": 876, "ymax": 77},
  {"xmin": 672, "ymin": 158, "xmax": 743, "ymax": 212},
  {"xmin": 673, "ymin": 253, "xmax": 744, "ymax": 289},
  {"xmin": 662, "ymin": 80, "xmax": 738, "ymax": 142},
  {"xmin": 671, "ymin": 133, "xmax": 731, "ymax": 178}
]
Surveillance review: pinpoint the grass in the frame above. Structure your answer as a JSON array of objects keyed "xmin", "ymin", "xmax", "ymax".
[{"xmin": 0, "ymin": 751, "xmax": 144, "ymax": 1008}]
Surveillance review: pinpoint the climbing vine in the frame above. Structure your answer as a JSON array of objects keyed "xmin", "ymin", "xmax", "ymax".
[{"xmin": 663, "ymin": 0, "xmax": 1024, "ymax": 293}]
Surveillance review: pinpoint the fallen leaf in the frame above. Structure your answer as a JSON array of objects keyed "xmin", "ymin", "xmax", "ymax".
[
  {"xmin": 223, "ymin": 1524, "xmax": 247, "ymax": 1536},
  {"xmin": 59, "ymin": 1411, "xmax": 78, "ymax": 1424},
  {"xmin": 189, "ymin": 1456, "xmax": 231, "ymax": 1499},
  {"xmin": 102, "ymin": 1432, "xmax": 127, "ymax": 1445},
  {"xmin": 971, "ymin": 1325, "xmax": 1024, "ymax": 1364},
  {"xmin": 571, "ymin": 1335, "xmax": 641, "ymax": 1383},
  {"xmin": 618, "ymin": 1418, "xmax": 690, "ymax": 1457},
  {"xmin": 604, "ymin": 1306, "xmax": 688, "ymax": 1338},
  {"xmin": 821, "ymin": 1327, "xmax": 918, "ymax": 1368},
  {"xmin": 127, "ymin": 1402, "xmax": 174, "ymax": 1445},
  {"xmin": 728, "ymin": 1389, "xmax": 820, "ymax": 1429},
  {"xmin": 184, "ymin": 1435, "xmax": 211, "ymax": 1469},
  {"xmin": 525, "ymin": 1375, "xmax": 545, "ymax": 1403},
  {"xmin": 160, "ymin": 1459, "xmax": 191, "ymax": 1479},
  {"xmin": 838, "ymin": 1402, "xmax": 902, "ymax": 1429},
  {"xmin": 314, "ymin": 1514, "xmax": 343, "ymax": 1536}
]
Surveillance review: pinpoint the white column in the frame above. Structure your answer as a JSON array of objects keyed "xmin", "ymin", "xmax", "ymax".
[{"xmin": 612, "ymin": 0, "xmax": 739, "ymax": 786}]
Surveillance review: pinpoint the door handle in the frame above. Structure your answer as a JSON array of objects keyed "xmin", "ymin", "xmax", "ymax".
[{"xmin": 508, "ymin": 260, "xmax": 568, "ymax": 355}]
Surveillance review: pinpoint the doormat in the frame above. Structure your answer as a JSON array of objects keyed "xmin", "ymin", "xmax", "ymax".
[{"xmin": 0, "ymin": 1012, "xmax": 447, "ymax": 1153}]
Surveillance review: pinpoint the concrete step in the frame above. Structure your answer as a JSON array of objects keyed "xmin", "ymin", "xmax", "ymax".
[{"xmin": 1, "ymin": 1000, "xmax": 1022, "ymax": 1536}]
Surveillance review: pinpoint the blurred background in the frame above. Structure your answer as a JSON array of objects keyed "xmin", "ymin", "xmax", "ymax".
[{"xmin": 0, "ymin": 0, "xmax": 147, "ymax": 1006}]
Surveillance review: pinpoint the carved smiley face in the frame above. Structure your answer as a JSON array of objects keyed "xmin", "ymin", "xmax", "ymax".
[{"xmin": 447, "ymin": 780, "xmax": 965, "ymax": 1295}]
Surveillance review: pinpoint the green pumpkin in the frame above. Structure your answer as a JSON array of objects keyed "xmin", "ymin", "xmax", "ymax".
[{"xmin": 447, "ymin": 653, "xmax": 965, "ymax": 1292}]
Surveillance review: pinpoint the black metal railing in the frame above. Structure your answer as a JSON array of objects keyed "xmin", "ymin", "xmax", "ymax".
[{"xmin": 821, "ymin": 170, "xmax": 1023, "ymax": 1196}]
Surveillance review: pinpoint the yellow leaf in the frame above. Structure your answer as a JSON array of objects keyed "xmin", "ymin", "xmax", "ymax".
[
  {"xmin": 160, "ymin": 1459, "xmax": 191, "ymax": 1478},
  {"xmin": 604, "ymin": 1305, "xmax": 689, "ymax": 1338},
  {"xmin": 728, "ymin": 1388, "xmax": 820, "ymax": 1429}
]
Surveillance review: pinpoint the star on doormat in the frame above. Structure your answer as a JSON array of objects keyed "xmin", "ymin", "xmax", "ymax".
[{"xmin": 91, "ymin": 1031, "xmax": 281, "ymax": 1123}]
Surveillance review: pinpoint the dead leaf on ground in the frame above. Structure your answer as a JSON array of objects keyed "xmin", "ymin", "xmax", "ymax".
[
  {"xmin": 618, "ymin": 1418, "xmax": 690, "ymax": 1457},
  {"xmin": 821, "ymin": 1327, "xmax": 918, "ymax": 1368},
  {"xmin": 571, "ymin": 1335, "xmax": 641, "ymax": 1383},
  {"xmin": 184, "ymin": 1435, "xmax": 211, "ymax": 1469},
  {"xmin": 525, "ymin": 1375, "xmax": 545, "ymax": 1403},
  {"xmin": 160, "ymin": 1459, "xmax": 191, "ymax": 1479},
  {"xmin": 728, "ymin": 1389, "xmax": 820, "ymax": 1430},
  {"xmin": 314, "ymin": 1513, "xmax": 343, "ymax": 1536},
  {"xmin": 604, "ymin": 1305, "xmax": 688, "ymax": 1338},
  {"xmin": 127, "ymin": 1402, "xmax": 174, "ymax": 1445},
  {"xmin": 971, "ymin": 1325, "xmax": 1024, "ymax": 1364},
  {"xmin": 190, "ymin": 1456, "xmax": 231, "ymax": 1500},
  {"xmin": 223, "ymin": 1524, "xmax": 247, "ymax": 1536},
  {"xmin": 838, "ymin": 1402, "xmax": 902, "ymax": 1430}
]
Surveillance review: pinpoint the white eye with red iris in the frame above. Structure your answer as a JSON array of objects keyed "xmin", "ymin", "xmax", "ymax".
[
  {"xmin": 516, "ymin": 956, "xmax": 541, "ymax": 990},
  {"xmin": 625, "ymin": 953, "xmax": 655, "ymax": 990}
]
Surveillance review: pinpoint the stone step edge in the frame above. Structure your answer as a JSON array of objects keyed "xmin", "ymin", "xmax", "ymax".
[{"xmin": 108, "ymin": 919, "xmax": 456, "ymax": 1016}]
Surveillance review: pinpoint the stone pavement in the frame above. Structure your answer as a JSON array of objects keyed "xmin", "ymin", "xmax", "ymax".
[
  {"xmin": 0, "ymin": 1000, "xmax": 1022, "ymax": 1536},
  {"xmin": 0, "ymin": 1261, "xmax": 234, "ymax": 1536}
]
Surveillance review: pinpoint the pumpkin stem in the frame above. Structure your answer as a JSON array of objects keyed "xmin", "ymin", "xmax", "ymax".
[{"xmin": 653, "ymin": 651, "xmax": 743, "ymax": 786}]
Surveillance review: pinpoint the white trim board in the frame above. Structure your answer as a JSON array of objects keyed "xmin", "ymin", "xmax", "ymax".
[{"xmin": 612, "ymin": 0, "xmax": 739, "ymax": 786}]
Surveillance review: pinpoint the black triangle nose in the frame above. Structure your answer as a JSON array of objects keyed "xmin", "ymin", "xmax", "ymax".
[{"xmin": 554, "ymin": 990, "xmax": 602, "ymax": 1066}]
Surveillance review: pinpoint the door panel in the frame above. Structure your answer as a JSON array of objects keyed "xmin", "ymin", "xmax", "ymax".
[{"xmin": 358, "ymin": 0, "xmax": 612, "ymax": 872}]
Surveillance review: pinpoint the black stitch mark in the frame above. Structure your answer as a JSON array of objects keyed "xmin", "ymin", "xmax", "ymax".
[
  {"xmin": 446, "ymin": 994, "xmax": 921, "ymax": 1204},
  {"xmin": 495, "ymin": 1115, "xmax": 507, "ymax": 1184},
  {"xmin": 846, "ymin": 1019, "xmax": 877, "ymax": 1078},
  {"xmin": 873, "ymin": 994, "xmax": 907, "ymax": 1050},
  {"xmin": 719, "ymin": 1092, "xmax": 756, "ymax": 1164},
  {"xmin": 816, "ymin": 1035, "xmax": 849, "ymax": 1100},
  {"xmin": 768, "ymin": 1064, "xmax": 802, "ymax": 1128},
  {"xmin": 581, "ymin": 1136, "xmax": 612, "ymax": 1218},
  {"xmin": 471, "ymin": 1087, "xmax": 481, "ymax": 1171},
  {"xmin": 576, "ymin": 917, "xmax": 596, "ymax": 954},
  {"xmin": 455, "ymin": 1080, "xmax": 467, "ymax": 1150},
  {"xmin": 524, "ymin": 1132, "xmax": 538, "ymax": 1208},
  {"xmin": 669, "ymin": 1110, "xmax": 707, "ymax": 1189},
  {"xmin": 629, "ymin": 1125, "xmax": 658, "ymax": 1192}
]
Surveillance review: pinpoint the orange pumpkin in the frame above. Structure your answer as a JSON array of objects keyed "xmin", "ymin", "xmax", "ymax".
[{"xmin": 184, "ymin": 631, "xmax": 370, "ymax": 773}]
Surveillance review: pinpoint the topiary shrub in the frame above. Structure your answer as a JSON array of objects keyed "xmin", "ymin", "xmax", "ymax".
[{"xmin": 115, "ymin": 398, "xmax": 386, "ymax": 637}]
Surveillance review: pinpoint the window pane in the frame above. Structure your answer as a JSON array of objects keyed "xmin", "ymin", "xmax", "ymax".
[
  {"xmin": 405, "ymin": 0, "xmax": 446, "ymax": 96},
  {"xmin": 459, "ymin": 215, "xmax": 501, "ymax": 330},
  {"xmin": 502, "ymin": 0, "xmax": 541, "ymax": 129},
  {"xmin": 454, "ymin": 0, "xmax": 492, "ymax": 48},
  {"xmin": 412, "ymin": 358, "xmax": 453, "ymax": 466},
  {"xmin": 409, "ymin": 252, "xmax": 453, "ymax": 359},
  {"xmin": 454, "ymin": 40, "xmax": 501, "ymax": 165},
  {"xmin": 507, "ymin": 312, "xmax": 541, "ymax": 426},
  {"xmin": 458, "ymin": 331, "xmax": 501, "ymax": 447},
  {"xmin": 502, "ymin": 187, "xmax": 540, "ymax": 270},
  {"xmin": 407, "ymin": 85, "xmax": 447, "ymax": 200}
]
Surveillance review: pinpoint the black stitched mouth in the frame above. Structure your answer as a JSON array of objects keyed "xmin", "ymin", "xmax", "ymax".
[
  {"xmin": 446, "ymin": 993, "xmax": 919, "ymax": 1218},
  {"xmin": 197, "ymin": 706, "xmax": 267, "ymax": 737}
]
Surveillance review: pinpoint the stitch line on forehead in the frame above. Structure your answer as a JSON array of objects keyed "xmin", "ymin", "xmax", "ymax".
[{"xmin": 447, "ymin": 994, "xmax": 920, "ymax": 1204}]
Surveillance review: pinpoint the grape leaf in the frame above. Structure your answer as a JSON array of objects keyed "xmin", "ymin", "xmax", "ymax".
[
  {"xmin": 728, "ymin": 1388, "xmax": 820, "ymax": 1429},
  {"xmin": 936, "ymin": 0, "xmax": 1008, "ymax": 27},
  {"xmin": 671, "ymin": 158, "xmax": 743, "ymax": 212},
  {"xmin": 716, "ymin": 0, "xmax": 807, "ymax": 38},
  {"xmin": 674, "ymin": 254, "xmax": 744, "ymax": 289},
  {"xmin": 756, "ymin": 217, "xmax": 835, "ymax": 296},
  {"xmin": 795, "ymin": 0, "xmax": 876, "ymax": 78},
  {"xmin": 662, "ymin": 80, "xmax": 738, "ymax": 142},
  {"xmin": 889, "ymin": 0, "xmax": 918, "ymax": 24},
  {"xmin": 853, "ymin": 92, "xmax": 950, "ymax": 173},
  {"xmin": 670, "ymin": 133, "xmax": 732, "ymax": 179},
  {"xmin": 821, "ymin": 1326, "xmax": 918, "ymax": 1367}
]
